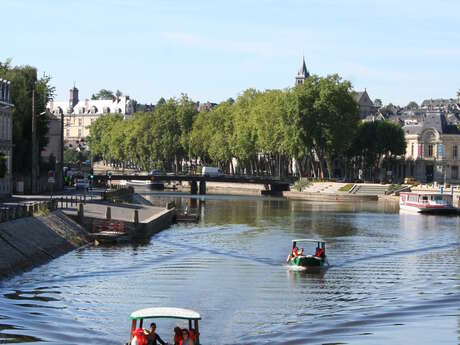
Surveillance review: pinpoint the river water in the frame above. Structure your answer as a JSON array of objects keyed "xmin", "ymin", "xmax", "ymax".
[{"xmin": 0, "ymin": 193, "xmax": 459, "ymax": 345}]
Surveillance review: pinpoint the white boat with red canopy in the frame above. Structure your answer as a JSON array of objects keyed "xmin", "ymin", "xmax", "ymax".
[
  {"xmin": 128, "ymin": 307, "xmax": 201, "ymax": 344},
  {"xmin": 399, "ymin": 192, "xmax": 457, "ymax": 214}
]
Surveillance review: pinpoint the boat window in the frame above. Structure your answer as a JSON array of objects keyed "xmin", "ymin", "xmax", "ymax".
[{"xmin": 422, "ymin": 196, "xmax": 428, "ymax": 201}]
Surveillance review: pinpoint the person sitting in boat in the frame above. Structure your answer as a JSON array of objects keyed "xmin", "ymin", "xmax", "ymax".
[
  {"xmin": 189, "ymin": 328, "xmax": 199, "ymax": 342},
  {"xmin": 145, "ymin": 323, "xmax": 166, "ymax": 345},
  {"xmin": 181, "ymin": 328, "xmax": 194, "ymax": 345},
  {"xmin": 315, "ymin": 246, "xmax": 325, "ymax": 258},
  {"xmin": 173, "ymin": 326, "xmax": 183, "ymax": 345},
  {"xmin": 131, "ymin": 327, "xmax": 148, "ymax": 345},
  {"xmin": 287, "ymin": 246, "xmax": 304, "ymax": 262}
]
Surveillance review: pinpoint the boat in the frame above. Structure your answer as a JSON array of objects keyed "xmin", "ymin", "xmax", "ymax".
[
  {"xmin": 89, "ymin": 231, "xmax": 132, "ymax": 245},
  {"xmin": 399, "ymin": 192, "xmax": 457, "ymax": 214},
  {"xmin": 127, "ymin": 307, "xmax": 201, "ymax": 345},
  {"xmin": 175, "ymin": 211, "xmax": 200, "ymax": 223},
  {"xmin": 287, "ymin": 239, "xmax": 329, "ymax": 271}
]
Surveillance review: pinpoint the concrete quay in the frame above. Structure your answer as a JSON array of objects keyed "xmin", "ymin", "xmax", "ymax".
[
  {"xmin": 0, "ymin": 210, "xmax": 88, "ymax": 279},
  {"xmin": 61, "ymin": 200, "xmax": 175, "ymax": 242}
]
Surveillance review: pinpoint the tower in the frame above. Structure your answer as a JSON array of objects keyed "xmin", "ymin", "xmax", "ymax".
[
  {"xmin": 69, "ymin": 85, "xmax": 79, "ymax": 110},
  {"xmin": 295, "ymin": 56, "xmax": 310, "ymax": 85}
]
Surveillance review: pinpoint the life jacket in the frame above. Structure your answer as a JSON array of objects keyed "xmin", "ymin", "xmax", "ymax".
[
  {"xmin": 316, "ymin": 248, "xmax": 325, "ymax": 258},
  {"xmin": 189, "ymin": 329, "xmax": 199, "ymax": 342},
  {"xmin": 292, "ymin": 247, "xmax": 299, "ymax": 256},
  {"xmin": 132, "ymin": 328, "xmax": 148, "ymax": 345},
  {"xmin": 174, "ymin": 334, "xmax": 183, "ymax": 345}
]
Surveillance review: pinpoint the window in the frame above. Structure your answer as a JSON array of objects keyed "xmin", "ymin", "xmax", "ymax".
[
  {"xmin": 66, "ymin": 118, "xmax": 70, "ymax": 126},
  {"xmin": 428, "ymin": 144, "xmax": 433, "ymax": 157},
  {"xmin": 66, "ymin": 129, "xmax": 70, "ymax": 137},
  {"xmin": 452, "ymin": 166, "xmax": 459, "ymax": 179},
  {"xmin": 78, "ymin": 118, "xmax": 82, "ymax": 126},
  {"xmin": 453, "ymin": 145, "xmax": 458, "ymax": 160},
  {"xmin": 78, "ymin": 129, "xmax": 82, "ymax": 137}
]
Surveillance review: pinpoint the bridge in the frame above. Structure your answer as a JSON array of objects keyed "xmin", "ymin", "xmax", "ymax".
[{"xmin": 93, "ymin": 174, "xmax": 291, "ymax": 195}]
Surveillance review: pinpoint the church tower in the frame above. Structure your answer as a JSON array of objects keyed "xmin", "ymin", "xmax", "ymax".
[
  {"xmin": 295, "ymin": 56, "xmax": 310, "ymax": 85},
  {"xmin": 69, "ymin": 85, "xmax": 79, "ymax": 111}
]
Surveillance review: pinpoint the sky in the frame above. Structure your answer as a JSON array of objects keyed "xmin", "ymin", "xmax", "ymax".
[{"xmin": 2, "ymin": 0, "xmax": 460, "ymax": 106}]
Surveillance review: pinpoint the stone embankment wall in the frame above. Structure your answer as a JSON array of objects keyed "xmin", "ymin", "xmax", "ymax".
[
  {"xmin": 283, "ymin": 190, "xmax": 378, "ymax": 201},
  {"xmin": 0, "ymin": 210, "xmax": 88, "ymax": 279}
]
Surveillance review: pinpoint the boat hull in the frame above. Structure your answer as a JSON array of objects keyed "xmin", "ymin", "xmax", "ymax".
[
  {"xmin": 399, "ymin": 204, "xmax": 458, "ymax": 215},
  {"xmin": 290, "ymin": 255, "xmax": 328, "ymax": 271}
]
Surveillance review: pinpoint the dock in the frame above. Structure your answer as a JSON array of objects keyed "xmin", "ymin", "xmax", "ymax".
[{"xmin": 61, "ymin": 201, "xmax": 175, "ymax": 243}]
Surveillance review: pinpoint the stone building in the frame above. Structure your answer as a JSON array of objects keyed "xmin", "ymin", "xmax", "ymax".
[
  {"xmin": 403, "ymin": 111, "xmax": 460, "ymax": 184},
  {"xmin": 295, "ymin": 56, "xmax": 310, "ymax": 85},
  {"xmin": 353, "ymin": 89, "xmax": 377, "ymax": 119},
  {"xmin": 47, "ymin": 86, "xmax": 134, "ymax": 147},
  {"xmin": 0, "ymin": 79, "xmax": 13, "ymax": 196}
]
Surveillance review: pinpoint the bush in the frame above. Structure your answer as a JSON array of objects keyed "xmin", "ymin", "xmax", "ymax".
[{"xmin": 294, "ymin": 178, "xmax": 311, "ymax": 191}]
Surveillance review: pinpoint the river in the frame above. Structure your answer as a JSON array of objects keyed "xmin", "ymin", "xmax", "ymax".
[{"xmin": 0, "ymin": 193, "xmax": 459, "ymax": 344}]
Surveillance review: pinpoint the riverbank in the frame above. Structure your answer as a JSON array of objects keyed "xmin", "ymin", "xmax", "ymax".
[{"xmin": 0, "ymin": 210, "xmax": 88, "ymax": 279}]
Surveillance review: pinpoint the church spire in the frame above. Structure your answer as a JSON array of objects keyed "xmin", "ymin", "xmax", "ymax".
[{"xmin": 295, "ymin": 55, "xmax": 310, "ymax": 85}]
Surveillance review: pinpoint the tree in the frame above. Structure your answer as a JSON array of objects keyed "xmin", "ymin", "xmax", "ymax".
[
  {"xmin": 406, "ymin": 101, "xmax": 419, "ymax": 110},
  {"xmin": 350, "ymin": 121, "xmax": 406, "ymax": 180},
  {"xmin": 0, "ymin": 60, "xmax": 54, "ymax": 174},
  {"xmin": 374, "ymin": 98, "xmax": 383, "ymax": 108},
  {"xmin": 91, "ymin": 89, "xmax": 114, "ymax": 100}
]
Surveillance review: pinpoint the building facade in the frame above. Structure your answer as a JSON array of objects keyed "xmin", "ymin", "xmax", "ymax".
[
  {"xmin": 0, "ymin": 79, "xmax": 13, "ymax": 195},
  {"xmin": 403, "ymin": 111, "xmax": 460, "ymax": 184},
  {"xmin": 47, "ymin": 86, "xmax": 134, "ymax": 147}
]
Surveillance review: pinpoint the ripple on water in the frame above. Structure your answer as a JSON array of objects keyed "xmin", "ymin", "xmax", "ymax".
[{"xmin": 0, "ymin": 196, "xmax": 459, "ymax": 344}]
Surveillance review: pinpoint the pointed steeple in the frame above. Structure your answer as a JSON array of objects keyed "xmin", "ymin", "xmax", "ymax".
[{"xmin": 295, "ymin": 56, "xmax": 310, "ymax": 85}]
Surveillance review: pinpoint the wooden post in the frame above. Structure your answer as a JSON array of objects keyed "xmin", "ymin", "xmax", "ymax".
[
  {"xmin": 194, "ymin": 320, "xmax": 200, "ymax": 345},
  {"xmin": 133, "ymin": 209, "xmax": 139, "ymax": 225},
  {"xmin": 78, "ymin": 203, "xmax": 84, "ymax": 222}
]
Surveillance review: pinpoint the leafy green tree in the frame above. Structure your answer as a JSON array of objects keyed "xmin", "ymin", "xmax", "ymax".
[
  {"xmin": 350, "ymin": 121, "xmax": 406, "ymax": 180},
  {"xmin": 91, "ymin": 89, "xmax": 114, "ymax": 100},
  {"xmin": 374, "ymin": 98, "xmax": 383, "ymax": 108},
  {"xmin": 406, "ymin": 101, "xmax": 419, "ymax": 110},
  {"xmin": 0, "ymin": 59, "xmax": 54, "ymax": 174}
]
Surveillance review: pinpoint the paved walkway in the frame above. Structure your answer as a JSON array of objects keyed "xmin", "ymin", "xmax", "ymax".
[{"xmin": 62, "ymin": 202, "xmax": 165, "ymax": 223}]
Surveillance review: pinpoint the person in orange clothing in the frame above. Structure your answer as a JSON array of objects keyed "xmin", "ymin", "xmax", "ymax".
[
  {"xmin": 315, "ymin": 245, "xmax": 325, "ymax": 258},
  {"xmin": 173, "ymin": 327, "xmax": 183, "ymax": 345}
]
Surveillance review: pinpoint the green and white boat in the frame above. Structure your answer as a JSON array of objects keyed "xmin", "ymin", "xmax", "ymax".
[{"xmin": 287, "ymin": 239, "xmax": 329, "ymax": 270}]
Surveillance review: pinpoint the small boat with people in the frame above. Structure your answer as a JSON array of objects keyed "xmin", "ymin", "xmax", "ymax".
[
  {"xmin": 286, "ymin": 239, "xmax": 329, "ymax": 271},
  {"xmin": 127, "ymin": 307, "xmax": 201, "ymax": 345},
  {"xmin": 399, "ymin": 191, "xmax": 457, "ymax": 214}
]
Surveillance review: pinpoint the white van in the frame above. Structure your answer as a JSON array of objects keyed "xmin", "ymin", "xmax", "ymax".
[{"xmin": 201, "ymin": 166, "xmax": 222, "ymax": 177}]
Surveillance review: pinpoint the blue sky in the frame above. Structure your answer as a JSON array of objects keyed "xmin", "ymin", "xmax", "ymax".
[{"xmin": 2, "ymin": 0, "xmax": 460, "ymax": 105}]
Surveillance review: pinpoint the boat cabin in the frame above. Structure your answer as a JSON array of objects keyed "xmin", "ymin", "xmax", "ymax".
[
  {"xmin": 400, "ymin": 192, "xmax": 453, "ymax": 207},
  {"xmin": 129, "ymin": 307, "xmax": 201, "ymax": 344},
  {"xmin": 292, "ymin": 239, "xmax": 326, "ymax": 256}
]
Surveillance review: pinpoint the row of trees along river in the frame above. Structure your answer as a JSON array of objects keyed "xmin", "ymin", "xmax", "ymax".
[{"xmin": 88, "ymin": 74, "xmax": 406, "ymax": 179}]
